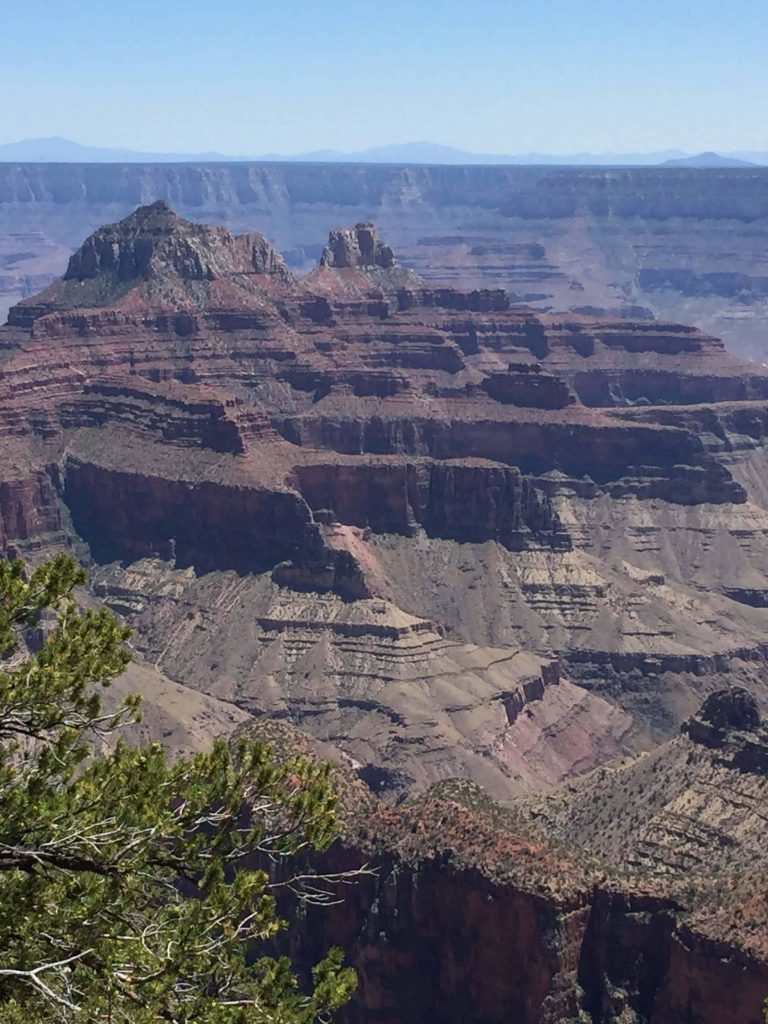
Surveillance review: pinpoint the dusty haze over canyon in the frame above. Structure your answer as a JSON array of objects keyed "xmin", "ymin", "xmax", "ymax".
[{"xmin": 2, "ymin": 162, "xmax": 768, "ymax": 363}]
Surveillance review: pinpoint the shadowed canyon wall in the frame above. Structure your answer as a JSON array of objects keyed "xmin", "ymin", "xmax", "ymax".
[
  {"xmin": 4, "ymin": 199, "xmax": 768, "ymax": 1021},
  {"xmin": 276, "ymin": 814, "xmax": 768, "ymax": 1024}
]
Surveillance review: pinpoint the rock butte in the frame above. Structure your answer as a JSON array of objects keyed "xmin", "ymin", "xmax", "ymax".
[
  {"xmin": 3, "ymin": 161, "xmax": 768, "ymax": 361},
  {"xmin": 2, "ymin": 203, "xmax": 768, "ymax": 1021}
]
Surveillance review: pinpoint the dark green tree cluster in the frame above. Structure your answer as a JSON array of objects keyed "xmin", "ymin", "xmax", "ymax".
[{"xmin": 0, "ymin": 554, "xmax": 356, "ymax": 1022}]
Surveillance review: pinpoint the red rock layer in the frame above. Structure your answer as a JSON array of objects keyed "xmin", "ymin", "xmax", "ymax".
[
  {"xmin": 279, "ymin": 811, "xmax": 768, "ymax": 1024},
  {"xmin": 3, "ymin": 206, "xmax": 768, "ymax": 1017}
]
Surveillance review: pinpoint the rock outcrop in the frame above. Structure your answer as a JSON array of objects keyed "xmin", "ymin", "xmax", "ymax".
[
  {"xmin": 682, "ymin": 686, "xmax": 762, "ymax": 745},
  {"xmin": 63, "ymin": 200, "xmax": 292, "ymax": 285},
  {"xmin": 8, "ymin": 200, "xmax": 296, "ymax": 328},
  {"xmin": 3, "ymin": 204, "xmax": 768, "ymax": 1019},
  {"xmin": 2, "ymin": 206, "xmax": 768, "ymax": 783},
  {"xmin": 4, "ymin": 162, "xmax": 768, "ymax": 359},
  {"xmin": 320, "ymin": 223, "xmax": 395, "ymax": 270},
  {"xmin": 244, "ymin": 711, "xmax": 768, "ymax": 1024}
]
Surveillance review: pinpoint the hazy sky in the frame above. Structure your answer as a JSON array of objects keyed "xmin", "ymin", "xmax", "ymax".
[{"xmin": 2, "ymin": 0, "xmax": 767, "ymax": 155}]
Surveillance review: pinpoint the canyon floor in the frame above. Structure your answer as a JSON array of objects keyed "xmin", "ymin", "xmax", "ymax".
[{"xmin": 1, "ymin": 201, "xmax": 767, "ymax": 1022}]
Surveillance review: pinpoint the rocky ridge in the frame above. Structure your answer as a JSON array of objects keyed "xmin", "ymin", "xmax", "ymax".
[
  {"xmin": 3, "ymin": 162, "xmax": 768, "ymax": 359},
  {"xmin": 3, "ymin": 205, "xmax": 768, "ymax": 788},
  {"xmin": 243, "ymin": 711, "xmax": 768, "ymax": 1024},
  {"xmin": 3, "ymin": 204, "xmax": 768, "ymax": 1018}
]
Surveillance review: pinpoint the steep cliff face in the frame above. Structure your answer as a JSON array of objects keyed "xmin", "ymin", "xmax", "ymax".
[
  {"xmin": 291, "ymin": 852, "xmax": 591, "ymax": 1024},
  {"xmin": 3, "ymin": 164, "xmax": 768, "ymax": 232},
  {"xmin": 62, "ymin": 457, "xmax": 319, "ymax": 573},
  {"xmin": 481, "ymin": 363, "xmax": 574, "ymax": 409},
  {"xmin": 2, "ymin": 202, "xmax": 768, "ymax": 1018},
  {"xmin": 577, "ymin": 889, "xmax": 768, "ymax": 1024},
  {"xmin": 60, "ymin": 382, "xmax": 250, "ymax": 453},
  {"xmin": 292, "ymin": 459, "xmax": 570, "ymax": 550},
  {"xmin": 0, "ymin": 469, "xmax": 62, "ymax": 549},
  {"xmin": 3, "ymin": 162, "xmax": 768, "ymax": 358},
  {"xmin": 653, "ymin": 929, "xmax": 768, "ymax": 1024},
  {"xmin": 2, "ymin": 206, "xmax": 768, "ymax": 783},
  {"xmin": 268, "ymin": 760, "xmax": 768, "ymax": 1024},
  {"xmin": 279, "ymin": 409, "xmax": 744, "ymax": 503}
]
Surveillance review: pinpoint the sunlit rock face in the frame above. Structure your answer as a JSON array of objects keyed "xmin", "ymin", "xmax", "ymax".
[
  {"xmin": 4, "ymin": 201, "xmax": 768, "ymax": 1021},
  {"xmin": 4, "ymin": 203, "xmax": 768, "ymax": 797},
  {"xmin": 3, "ymin": 162, "xmax": 768, "ymax": 358}
]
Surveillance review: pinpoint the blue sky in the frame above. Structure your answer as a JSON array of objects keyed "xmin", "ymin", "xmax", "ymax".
[{"xmin": 2, "ymin": 0, "xmax": 766, "ymax": 154}]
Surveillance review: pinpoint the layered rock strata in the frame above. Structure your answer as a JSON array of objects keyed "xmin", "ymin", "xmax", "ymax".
[
  {"xmin": 244, "ymin": 712, "xmax": 768, "ymax": 1024},
  {"xmin": 2, "ymin": 204, "xmax": 768, "ymax": 1018},
  {"xmin": 3, "ymin": 203, "xmax": 768, "ymax": 788},
  {"xmin": 3, "ymin": 162, "xmax": 768, "ymax": 359}
]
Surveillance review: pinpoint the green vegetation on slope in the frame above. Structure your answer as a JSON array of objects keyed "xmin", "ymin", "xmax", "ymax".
[{"xmin": 0, "ymin": 553, "xmax": 355, "ymax": 1022}]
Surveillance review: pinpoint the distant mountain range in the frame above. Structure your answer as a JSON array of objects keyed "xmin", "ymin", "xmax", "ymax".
[
  {"xmin": 0, "ymin": 137, "xmax": 766, "ymax": 166},
  {"xmin": 659, "ymin": 151, "xmax": 757, "ymax": 168},
  {"xmin": 0, "ymin": 137, "xmax": 230, "ymax": 163}
]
